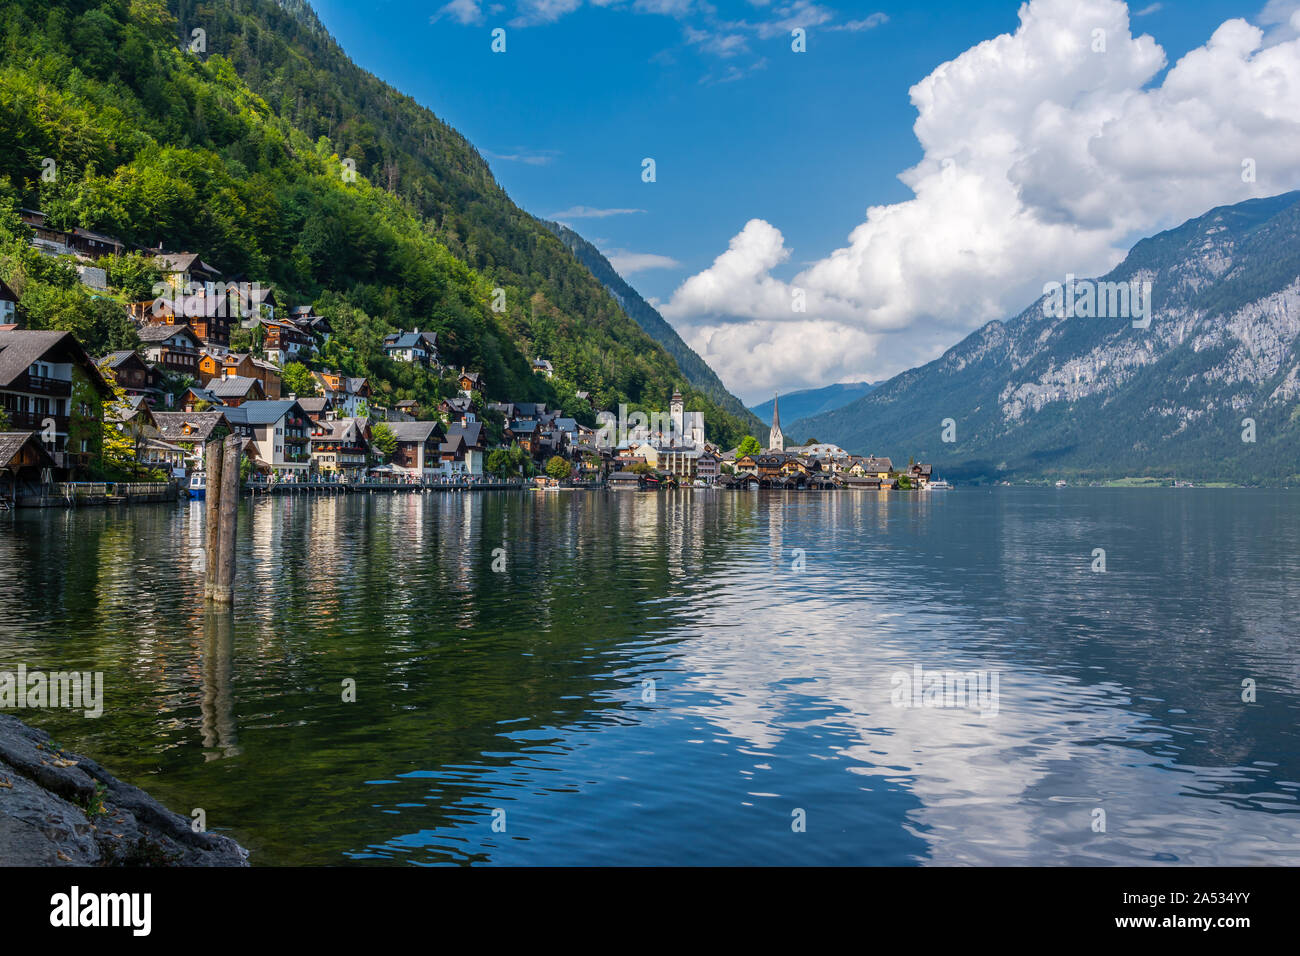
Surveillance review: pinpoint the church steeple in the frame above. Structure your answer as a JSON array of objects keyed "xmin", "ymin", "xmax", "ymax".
[{"xmin": 769, "ymin": 392, "xmax": 784, "ymax": 452}]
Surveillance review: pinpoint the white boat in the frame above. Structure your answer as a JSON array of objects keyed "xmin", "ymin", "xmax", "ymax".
[
  {"xmin": 188, "ymin": 471, "xmax": 206, "ymax": 500},
  {"xmin": 1055, "ymin": 480, "xmax": 1067, "ymax": 488},
  {"xmin": 929, "ymin": 479, "xmax": 952, "ymax": 490}
]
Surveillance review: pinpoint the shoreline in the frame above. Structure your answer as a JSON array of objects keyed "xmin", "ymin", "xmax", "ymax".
[{"xmin": 0, "ymin": 714, "xmax": 247, "ymax": 867}]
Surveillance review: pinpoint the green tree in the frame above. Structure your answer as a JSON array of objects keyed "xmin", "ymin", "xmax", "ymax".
[
  {"xmin": 545, "ymin": 455, "xmax": 569, "ymax": 481},
  {"xmin": 737, "ymin": 435, "xmax": 762, "ymax": 457},
  {"xmin": 486, "ymin": 448, "xmax": 511, "ymax": 478},
  {"xmin": 282, "ymin": 361, "xmax": 318, "ymax": 397},
  {"xmin": 103, "ymin": 252, "xmax": 162, "ymax": 303},
  {"xmin": 370, "ymin": 422, "xmax": 397, "ymax": 461}
]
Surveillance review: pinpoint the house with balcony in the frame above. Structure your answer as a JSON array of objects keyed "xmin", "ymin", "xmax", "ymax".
[
  {"xmin": 137, "ymin": 323, "xmax": 203, "ymax": 377},
  {"xmin": 440, "ymin": 422, "xmax": 487, "ymax": 475},
  {"xmin": 289, "ymin": 306, "xmax": 332, "ymax": 344},
  {"xmin": 99, "ymin": 350, "xmax": 163, "ymax": 404},
  {"xmin": 310, "ymin": 417, "xmax": 369, "ymax": 478},
  {"xmin": 0, "ymin": 330, "xmax": 112, "ymax": 472},
  {"xmin": 387, "ymin": 421, "xmax": 446, "ymax": 480},
  {"xmin": 313, "ymin": 370, "xmax": 371, "ymax": 418},
  {"xmin": 298, "ymin": 397, "xmax": 334, "ymax": 424},
  {"xmin": 134, "ymin": 290, "xmax": 233, "ymax": 348},
  {"xmin": 243, "ymin": 317, "xmax": 308, "ymax": 367},
  {"xmin": 382, "ymin": 329, "xmax": 439, "ymax": 367},
  {"xmin": 224, "ymin": 399, "xmax": 312, "ymax": 477},
  {"xmin": 457, "ymin": 370, "xmax": 482, "ymax": 397}
]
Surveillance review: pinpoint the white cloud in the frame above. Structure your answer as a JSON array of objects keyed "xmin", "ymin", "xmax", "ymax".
[
  {"xmin": 1133, "ymin": 2, "xmax": 1161, "ymax": 15},
  {"xmin": 549, "ymin": 205, "xmax": 646, "ymax": 218},
  {"xmin": 485, "ymin": 148, "xmax": 561, "ymax": 166},
  {"xmin": 432, "ymin": 0, "xmax": 484, "ymax": 26},
  {"xmin": 662, "ymin": 0, "xmax": 1300, "ymax": 398},
  {"xmin": 509, "ymin": 0, "xmax": 583, "ymax": 27},
  {"xmin": 605, "ymin": 250, "xmax": 682, "ymax": 274},
  {"xmin": 827, "ymin": 13, "xmax": 889, "ymax": 32}
]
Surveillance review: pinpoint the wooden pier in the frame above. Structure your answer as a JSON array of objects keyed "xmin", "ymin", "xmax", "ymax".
[{"xmin": 16, "ymin": 480, "xmax": 181, "ymax": 509}]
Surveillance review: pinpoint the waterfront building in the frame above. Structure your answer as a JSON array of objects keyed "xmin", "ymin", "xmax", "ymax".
[
  {"xmin": 225, "ymin": 399, "xmax": 312, "ymax": 477},
  {"xmin": 387, "ymin": 420, "xmax": 447, "ymax": 480},
  {"xmin": 0, "ymin": 329, "xmax": 112, "ymax": 472}
]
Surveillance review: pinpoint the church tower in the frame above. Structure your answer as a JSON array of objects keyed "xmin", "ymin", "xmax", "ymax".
[
  {"xmin": 769, "ymin": 392, "xmax": 784, "ymax": 452},
  {"xmin": 670, "ymin": 387, "xmax": 684, "ymax": 438}
]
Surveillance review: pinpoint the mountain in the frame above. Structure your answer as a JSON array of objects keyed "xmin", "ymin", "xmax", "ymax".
[
  {"xmin": 543, "ymin": 221, "xmax": 763, "ymax": 434},
  {"xmin": 794, "ymin": 192, "xmax": 1300, "ymax": 485},
  {"xmin": 750, "ymin": 382, "xmax": 876, "ymax": 428},
  {"xmin": 0, "ymin": 0, "xmax": 757, "ymax": 448}
]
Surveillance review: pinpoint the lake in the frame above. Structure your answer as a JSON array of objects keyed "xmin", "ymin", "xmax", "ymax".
[{"xmin": 2, "ymin": 487, "xmax": 1299, "ymax": 865}]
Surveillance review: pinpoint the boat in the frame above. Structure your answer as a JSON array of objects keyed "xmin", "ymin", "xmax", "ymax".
[
  {"xmin": 928, "ymin": 479, "xmax": 952, "ymax": 490},
  {"xmin": 188, "ymin": 471, "xmax": 206, "ymax": 500},
  {"xmin": 1055, "ymin": 480, "xmax": 1067, "ymax": 488}
]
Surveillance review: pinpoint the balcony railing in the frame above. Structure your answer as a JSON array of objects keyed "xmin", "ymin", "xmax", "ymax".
[
  {"xmin": 12, "ymin": 374, "xmax": 72, "ymax": 397},
  {"xmin": 6, "ymin": 411, "xmax": 70, "ymax": 432}
]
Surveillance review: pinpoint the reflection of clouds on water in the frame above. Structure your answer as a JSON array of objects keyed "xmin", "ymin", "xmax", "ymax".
[{"xmin": 668, "ymin": 496, "xmax": 1300, "ymax": 865}]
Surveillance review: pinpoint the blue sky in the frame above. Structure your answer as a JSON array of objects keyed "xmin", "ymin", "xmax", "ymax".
[{"xmin": 310, "ymin": 0, "xmax": 1300, "ymax": 403}]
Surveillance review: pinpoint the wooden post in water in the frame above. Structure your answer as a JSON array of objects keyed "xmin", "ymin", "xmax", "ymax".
[
  {"xmin": 204, "ymin": 439, "xmax": 224, "ymax": 601},
  {"xmin": 213, "ymin": 435, "xmax": 240, "ymax": 605}
]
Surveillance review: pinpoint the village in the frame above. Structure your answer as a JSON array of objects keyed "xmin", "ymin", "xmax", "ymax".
[{"xmin": 0, "ymin": 211, "xmax": 941, "ymax": 507}]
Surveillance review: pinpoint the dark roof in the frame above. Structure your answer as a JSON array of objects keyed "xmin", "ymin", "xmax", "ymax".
[
  {"xmin": 99, "ymin": 350, "xmax": 141, "ymax": 369},
  {"xmin": 395, "ymin": 399, "xmax": 418, "ymax": 408},
  {"xmin": 152, "ymin": 411, "xmax": 229, "ymax": 442},
  {"xmin": 238, "ymin": 400, "xmax": 305, "ymax": 426},
  {"xmin": 0, "ymin": 278, "xmax": 18, "ymax": 303},
  {"xmin": 509, "ymin": 420, "xmax": 540, "ymax": 434},
  {"xmin": 155, "ymin": 252, "xmax": 221, "ymax": 276},
  {"xmin": 0, "ymin": 329, "xmax": 110, "ymax": 395},
  {"xmin": 297, "ymin": 397, "xmax": 331, "ymax": 414},
  {"xmin": 137, "ymin": 322, "xmax": 201, "ymax": 345},
  {"xmin": 0, "ymin": 431, "xmax": 57, "ymax": 470},
  {"xmin": 185, "ymin": 386, "xmax": 220, "ymax": 405},
  {"xmin": 387, "ymin": 421, "xmax": 443, "ymax": 443},
  {"xmin": 384, "ymin": 330, "xmax": 437, "ymax": 350},
  {"xmin": 222, "ymin": 406, "xmax": 248, "ymax": 426},
  {"xmin": 208, "ymin": 376, "xmax": 264, "ymax": 399},
  {"xmin": 446, "ymin": 422, "xmax": 483, "ymax": 447}
]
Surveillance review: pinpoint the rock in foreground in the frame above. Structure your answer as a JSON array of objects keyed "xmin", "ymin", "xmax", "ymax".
[{"xmin": 0, "ymin": 714, "xmax": 248, "ymax": 866}]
